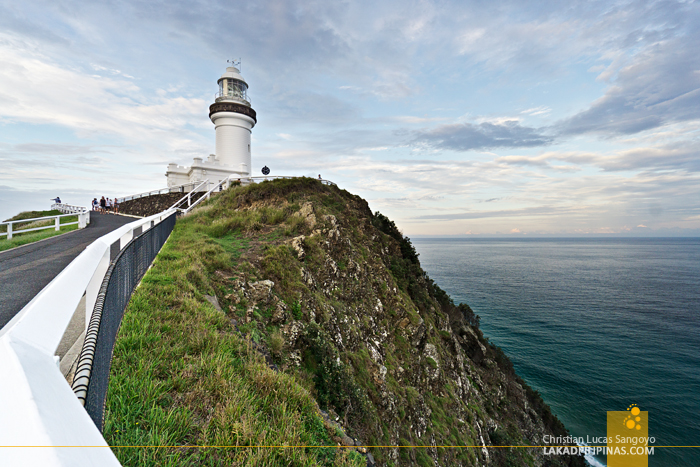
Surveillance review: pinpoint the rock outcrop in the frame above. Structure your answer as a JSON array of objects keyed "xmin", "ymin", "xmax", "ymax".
[{"xmin": 203, "ymin": 178, "xmax": 584, "ymax": 467}]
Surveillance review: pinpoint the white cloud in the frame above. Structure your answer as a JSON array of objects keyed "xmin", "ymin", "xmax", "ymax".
[{"xmin": 1, "ymin": 0, "xmax": 699, "ymax": 235}]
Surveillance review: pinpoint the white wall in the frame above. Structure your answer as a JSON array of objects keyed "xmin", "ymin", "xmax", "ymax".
[{"xmin": 211, "ymin": 112, "xmax": 254, "ymax": 174}]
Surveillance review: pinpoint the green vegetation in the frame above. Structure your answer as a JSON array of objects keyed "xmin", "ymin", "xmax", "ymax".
[
  {"xmin": 106, "ymin": 177, "xmax": 581, "ymax": 467},
  {"xmin": 0, "ymin": 210, "xmax": 79, "ymax": 252},
  {"xmin": 105, "ymin": 179, "xmax": 365, "ymax": 466}
]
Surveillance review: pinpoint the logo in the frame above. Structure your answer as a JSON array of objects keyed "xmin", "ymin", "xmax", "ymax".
[
  {"xmin": 542, "ymin": 404, "xmax": 655, "ymax": 464},
  {"xmin": 607, "ymin": 404, "xmax": 653, "ymax": 467},
  {"xmin": 623, "ymin": 404, "xmax": 642, "ymax": 431}
]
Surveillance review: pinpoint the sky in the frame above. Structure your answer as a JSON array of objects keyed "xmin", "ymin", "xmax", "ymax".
[{"xmin": 1, "ymin": 0, "xmax": 699, "ymax": 236}]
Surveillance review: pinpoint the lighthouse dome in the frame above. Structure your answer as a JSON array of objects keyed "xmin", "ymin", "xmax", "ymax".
[{"xmin": 218, "ymin": 66, "xmax": 247, "ymax": 85}]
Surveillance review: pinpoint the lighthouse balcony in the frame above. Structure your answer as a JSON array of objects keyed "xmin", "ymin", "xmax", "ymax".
[{"xmin": 215, "ymin": 91, "xmax": 250, "ymax": 106}]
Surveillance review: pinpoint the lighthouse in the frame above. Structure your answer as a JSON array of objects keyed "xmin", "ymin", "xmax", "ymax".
[
  {"xmin": 210, "ymin": 66, "xmax": 257, "ymax": 173},
  {"xmin": 166, "ymin": 64, "xmax": 257, "ymax": 186}
]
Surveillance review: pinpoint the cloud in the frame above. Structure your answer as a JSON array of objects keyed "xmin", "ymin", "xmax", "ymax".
[
  {"xmin": 412, "ymin": 120, "xmax": 552, "ymax": 151},
  {"xmin": 1, "ymin": 0, "xmax": 699, "ymax": 236},
  {"xmin": 415, "ymin": 206, "xmax": 572, "ymax": 221},
  {"xmin": 559, "ymin": 30, "xmax": 700, "ymax": 136},
  {"xmin": 264, "ymin": 90, "xmax": 360, "ymax": 126},
  {"xmin": 521, "ymin": 106, "xmax": 551, "ymax": 116},
  {"xmin": 599, "ymin": 145, "xmax": 700, "ymax": 172},
  {"xmin": 1, "ymin": 143, "xmax": 107, "ymax": 155}
]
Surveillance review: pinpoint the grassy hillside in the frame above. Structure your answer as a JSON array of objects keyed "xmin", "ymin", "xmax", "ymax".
[{"xmin": 104, "ymin": 178, "xmax": 583, "ymax": 466}]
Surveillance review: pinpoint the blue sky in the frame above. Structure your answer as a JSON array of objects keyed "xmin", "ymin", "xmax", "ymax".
[{"xmin": 1, "ymin": 0, "xmax": 699, "ymax": 235}]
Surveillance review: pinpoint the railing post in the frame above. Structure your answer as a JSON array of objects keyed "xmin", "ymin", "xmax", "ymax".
[
  {"xmin": 55, "ymin": 217, "xmax": 60, "ymax": 231},
  {"xmin": 7, "ymin": 222, "xmax": 12, "ymax": 240}
]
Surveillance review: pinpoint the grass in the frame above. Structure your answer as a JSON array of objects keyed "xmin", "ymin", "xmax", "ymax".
[
  {"xmin": 104, "ymin": 178, "xmax": 573, "ymax": 467},
  {"xmin": 104, "ymin": 182, "xmax": 365, "ymax": 466},
  {"xmin": 0, "ymin": 210, "xmax": 79, "ymax": 252}
]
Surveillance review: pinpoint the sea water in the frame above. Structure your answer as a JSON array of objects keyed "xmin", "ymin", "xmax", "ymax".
[{"xmin": 412, "ymin": 237, "xmax": 700, "ymax": 466}]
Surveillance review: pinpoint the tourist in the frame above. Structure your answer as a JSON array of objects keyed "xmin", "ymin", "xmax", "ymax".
[
  {"xmin": 92, "ymin": 198, "xmax": 99, "ymax": 211},
  {"xmin": 100, "ymin": 196, "xmax": 106, "ymax": 213},
  {"xmin": 51, "ymin": 196, "xmax": 61, "ymax": 204},
  {"xmin": 113, "ymin": 197, "xmax": 119, "ymax": 214},
  {"xmin": 318, "ymin": 174, "xmax": 322, "ymax": 180},
  {"xmin": 106, "ymin": 197, "xmax": 113, "ymax": 213}
]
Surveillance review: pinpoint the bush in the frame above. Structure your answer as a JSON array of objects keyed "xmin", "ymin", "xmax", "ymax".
[{"xmin": 458, "ymin": 303, "xmax": 480, "ymax": 329}]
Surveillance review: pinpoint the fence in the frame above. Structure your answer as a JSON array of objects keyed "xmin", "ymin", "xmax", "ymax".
[
  {"xmin": 117, "ymin": 181, "xmax": 206, "ymax": 203},
  {"xmin": 0, "ymin": 208, "xmax": 177, "ymax": 466},
  {"xmin": 247, "ymin": 176, "xmax": 336, "ymax": 186},
  {"xmin": 52, "ymin": 203, "xmax": 89, "ymax": 214},
  {"xmin": 1, "ymin": 210, "xmax": 90, "ymax": 240},
  {"xmin": 121, "ymin": 176, "xmax": 337, "ymax": 207},
  {"xmin": 72, "ymin": 212, "xmax": 177, "ymax": 429}
]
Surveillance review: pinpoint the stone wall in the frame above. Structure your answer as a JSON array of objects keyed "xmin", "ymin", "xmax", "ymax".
[{"xmin": 118, "ymin": 192, "xmax": 204, "ymax": 217}]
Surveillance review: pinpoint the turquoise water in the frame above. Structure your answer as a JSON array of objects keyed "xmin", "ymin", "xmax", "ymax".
[{"xmin": 412, "ymin": 237, "xmax": 700, "ymax": 466}]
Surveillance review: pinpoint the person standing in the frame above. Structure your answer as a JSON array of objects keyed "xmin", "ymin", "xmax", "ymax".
[
  {"xmin": 113, "ymin": 197, "xmax": 119, "ymax": 214},
  {"xmin": 92, "ymin": 198, "xmax": 99, "ymax": 211},
  {"xmin": 100, "ymin": 196, "xmax": 106, "ymax": 213}
]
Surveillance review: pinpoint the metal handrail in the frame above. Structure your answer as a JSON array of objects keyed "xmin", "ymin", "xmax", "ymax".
[
  {"xmin": 52, "ymin": 203, "xmax": 89, "ymax": 214},
  {"xmin": 169, "ymin": 179, "xmax": 210, "ymax": 210},
  {"xmin": 247, "ymin": 176, "xmax": 337, "ymax": 186},
  {"xmin": 181, "ymin": 176, "xmax": 234, "ymax": 214},
  {"xmin": 214, "ymin": 91, "xmax": 250, "ymax": 105},
  {"xmin": 117, "ymin": 181, "xmax": 204, "ymax": 203}
]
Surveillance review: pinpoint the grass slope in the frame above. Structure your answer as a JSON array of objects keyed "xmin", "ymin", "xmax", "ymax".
[
  {"xmin": 105, "ymin": 179, "xmax": 364, "ymax": 466},
  {"xmin": 105, "ymin": 178, "xmax": 578, "ymax": 467}
]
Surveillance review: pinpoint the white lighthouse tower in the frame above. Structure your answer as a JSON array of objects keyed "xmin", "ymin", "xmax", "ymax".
[
  {"xmin": 166, "ymin": 64, "xmax": 257, "ymax": 186},
  {"xmin": 211, "ymin": 66, "xmax": 256, "ymax": 173}
]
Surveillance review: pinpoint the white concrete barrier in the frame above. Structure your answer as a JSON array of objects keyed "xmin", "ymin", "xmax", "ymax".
[{"xmin": 0, "ymin": 209, "xmax": 176, "ymax": 466}]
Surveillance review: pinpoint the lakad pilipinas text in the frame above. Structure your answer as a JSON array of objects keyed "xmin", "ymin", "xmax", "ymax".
[{"xmin": 543, "ymin": 404, "xmax": 654, "ymax": 466}]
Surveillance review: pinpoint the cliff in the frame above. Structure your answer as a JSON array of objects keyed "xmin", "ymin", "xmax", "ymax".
[{"xmin": 105, "ymin": 178, "xmax": 584, "ymax": 466}]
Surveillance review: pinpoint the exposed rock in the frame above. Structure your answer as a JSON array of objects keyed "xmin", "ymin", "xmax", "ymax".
[
  {"xmin": 206, "ymin": 180, "xmax": 584, "ymax": 467},
  {"xmin": 294, "ymin": 202, "xmax": 316, "ymax": 228},
  {"xmin": 203, "ymin": 294, "xmax": 222, "ymax": 312},
  {"xmin": 291, "ymin": 235, "xmax": 306, "ymax": 259},
  {"xmin": 246, "ymin": 280, "xmax": 274, "ymax": 303}
]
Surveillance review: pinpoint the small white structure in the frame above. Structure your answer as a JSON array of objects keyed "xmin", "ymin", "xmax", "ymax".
[{"xmin": 166, "ymin": 65, "xmax": 257, "ymax": 186}]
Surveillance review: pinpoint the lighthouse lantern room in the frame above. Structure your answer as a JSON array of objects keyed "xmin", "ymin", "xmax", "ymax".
[{"xmin": 166, "ymin": 64, "xmax": 257, "ymax": 187}]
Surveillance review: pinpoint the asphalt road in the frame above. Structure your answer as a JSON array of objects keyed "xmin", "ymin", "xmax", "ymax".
[{"xmin": 0, "ymin": 213, "xmax": 135, "ymax": 330}]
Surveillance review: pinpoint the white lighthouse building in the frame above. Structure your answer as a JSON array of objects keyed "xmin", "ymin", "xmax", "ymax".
[{"xmin": 166, "ymin": 65, "xmax": 257, "ymax": 186}]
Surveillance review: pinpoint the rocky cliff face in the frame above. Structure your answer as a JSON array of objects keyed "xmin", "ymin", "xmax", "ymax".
[{"xmin": 202, "ymin": 178, "xmax": 584, "ymax": 467}]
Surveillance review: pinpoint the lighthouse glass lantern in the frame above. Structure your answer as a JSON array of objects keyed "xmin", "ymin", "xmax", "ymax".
[{"xmin": 218, "ymin": 76, "xmax": 249, "ymax": 103}]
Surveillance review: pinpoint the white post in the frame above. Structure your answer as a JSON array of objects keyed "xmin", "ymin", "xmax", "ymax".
[
  {"xmin": 7, "ymin": 223, "xmax": 12, "ymax": 240},
  {"xmin": 85, "ymin": 247, "xmax": 111, "ymax": 331},
  {"xmin": 55, "ymin": 217, "xmax": 60, "ymax": 231}
]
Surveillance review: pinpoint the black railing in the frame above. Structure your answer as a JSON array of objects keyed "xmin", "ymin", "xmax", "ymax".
[{"xmin": 72, "ymin": 212, "xmax": 177, "ymax": 430}]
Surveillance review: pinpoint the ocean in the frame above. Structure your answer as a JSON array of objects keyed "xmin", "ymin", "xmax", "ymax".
[{"xmin": 411, "ymin": 237, "xmax": 700, "ymax": 466}]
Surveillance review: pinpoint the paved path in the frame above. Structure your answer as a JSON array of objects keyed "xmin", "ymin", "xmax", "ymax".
[{"xmin": 0, "ymin": 213, "xmax": 135, "ymax": 330}]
